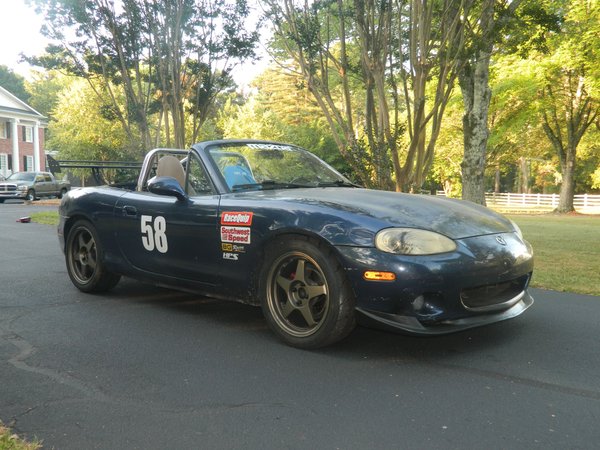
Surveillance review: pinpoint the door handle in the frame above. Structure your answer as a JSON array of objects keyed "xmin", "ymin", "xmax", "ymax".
[{"xmin": 123, "ymin": 205, "xmax": 137, "ymax": 216}]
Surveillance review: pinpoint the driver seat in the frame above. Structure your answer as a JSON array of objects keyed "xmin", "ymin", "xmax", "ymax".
[{"xmin": 156, "ymin": 155, "xmax": 186, "ymax": 189}]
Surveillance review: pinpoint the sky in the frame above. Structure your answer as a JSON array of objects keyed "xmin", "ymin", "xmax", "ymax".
[
  {"xmin": 0, "ymin": 1, "xmax": 50, "ymax": 78},
  {"xmin": 0, "ymin": 0, "xmax": 269, "ymax": 86}
]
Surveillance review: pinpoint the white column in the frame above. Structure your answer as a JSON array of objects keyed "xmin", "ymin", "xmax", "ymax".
[
  {"xmin": 33, "ymin": 122, "xmax": 41, "ymax": 171},
  {"xmin": 11, "ymin": 119, "xmax": 19, "ymax": 173}
]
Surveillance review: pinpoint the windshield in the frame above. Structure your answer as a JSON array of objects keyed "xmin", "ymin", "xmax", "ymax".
[
  {"xmin": 7, "ymin": 172, "xmax": 35, "ymax": 182},
  {"xmin": 207, "ymin": 142, "xmax": 353, "ymax": 192}
]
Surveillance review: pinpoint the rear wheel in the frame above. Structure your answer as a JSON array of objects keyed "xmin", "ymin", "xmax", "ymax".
[
  {"xmin": 66, "ymin": 220, "xmax": 121, "ymax": 292},
  {"xmin": 260, "ymin": 236, "xmax": 356, "ymax": 349},
  {"xmin": 58, "ymin": 188, "xmax": 68, "ymax": 199}
]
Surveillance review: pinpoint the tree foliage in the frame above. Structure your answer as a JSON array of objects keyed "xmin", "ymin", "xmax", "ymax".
[
  {"xmin": 27, "ymin": 0, "xmax": 259, "ymax": 155},
  {"xmin": 0, "ymin": 65, "xmax": 30, "ymax": 102},
  {"xmin": 534, "ymin": 0, "xmax": 600, "ymax": 211}
]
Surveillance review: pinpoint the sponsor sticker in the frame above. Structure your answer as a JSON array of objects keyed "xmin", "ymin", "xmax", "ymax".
[
  {"xmin": 222, "ymin": 243, "xmax": 246, "ymax": 253},
  {"xmin": 221, "ymin": 226, "xmax": 251, "ymax": 244},
  {"xmin": 223, "ymin": 252, "xmax": 239, "ymax": 261},
  {"xmin": 221, "ymin": 212, "xmax": 253, "ymax": 226}
]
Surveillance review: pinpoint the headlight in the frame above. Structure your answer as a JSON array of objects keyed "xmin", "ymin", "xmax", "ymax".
[
  {"xmin": 375, "ymin": 228, "xmax": 456, "ymax": 255},
  {"xmin": 509, "ymin": 219, "xmax": 523, "ymax": 240},
  {"xmin": 17, "ymin": 185, "xmax": 28, "ymax": 191}
]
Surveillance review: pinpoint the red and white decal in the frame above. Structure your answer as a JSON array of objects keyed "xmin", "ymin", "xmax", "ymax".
[
  {"xmin": 221, "ymin": 226, "xmax": 251, "ymax": 244},
  {"xmin": 221, "ymin": 211, "xmax": 253, "ymax": 226}
]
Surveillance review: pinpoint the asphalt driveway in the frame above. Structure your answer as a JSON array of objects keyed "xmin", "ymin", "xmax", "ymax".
[{"xmin": 1, "ymin": 202, "xmax": 600, "ymax": 449}]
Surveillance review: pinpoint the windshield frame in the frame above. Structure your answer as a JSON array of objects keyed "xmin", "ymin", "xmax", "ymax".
[{"xmin": 193, "ymin": 140, "xmax": 354, "ymax": 194}]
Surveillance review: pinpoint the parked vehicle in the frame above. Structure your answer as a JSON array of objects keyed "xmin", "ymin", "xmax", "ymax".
[
  {"xmin": 0, "ymin": 171, "xmax": 70, "ymax": 202},
  {"xmin": 58, "ymin": 140, "xmax": 534, "ymax": 348}
]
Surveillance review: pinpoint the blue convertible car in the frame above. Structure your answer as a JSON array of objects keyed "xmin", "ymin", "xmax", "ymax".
[{"xmin": 58, "ymin": 140, "xmax": 534, "ymax": 348}]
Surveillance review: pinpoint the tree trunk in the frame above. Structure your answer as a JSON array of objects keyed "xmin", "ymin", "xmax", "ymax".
[
  {"xmin": 556, "ymin": 152, "xmax": 576, "ymax": 213},
  {"xmin": 459, "ymin": 58, "xmax": 491, "ymax": 205},
  {"xmin": 458, "ymin": 0, "xmax": 494, "ymax": 206}
]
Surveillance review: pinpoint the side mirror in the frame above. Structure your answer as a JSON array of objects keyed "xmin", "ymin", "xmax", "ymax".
[{"xmin": 147, "ymin": 176, "xmax": 187, "ymax": 201}]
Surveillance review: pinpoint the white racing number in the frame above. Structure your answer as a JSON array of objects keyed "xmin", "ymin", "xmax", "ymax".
[{"xmin": 141, "ymin": 215, "xmax": 168, "ymax": 253}]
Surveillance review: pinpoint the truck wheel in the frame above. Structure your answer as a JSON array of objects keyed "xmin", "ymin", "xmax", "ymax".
[
  {"xmin": 259, "ymin": 236, "xmax": 356, "ymax": 349},
  {"xmin": 66, "ymin": 220, "xmax": 121, "ymax": 293},
  {"xmin": 58, "ymin": 188, "xmax": 68, "ymax": 199},
  {"xmin": 26, "ymin": 189, "xmax": 35, "ymax": 201}
]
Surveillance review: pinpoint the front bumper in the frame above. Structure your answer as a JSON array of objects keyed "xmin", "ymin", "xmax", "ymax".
[
  {"xmin": 336, "ymin": 231, "xmax": 534, "ymax": 334},
  {"xmin": 0, "ymin": 192, "xmax": 27, "ymax": 200},
  {"xmin": 357, "ymin": 291, "xmax": 533, "ymax": 335}
]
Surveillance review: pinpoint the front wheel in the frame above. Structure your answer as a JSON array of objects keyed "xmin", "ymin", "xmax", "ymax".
[
  {"xmin": 260, "ymin": 237, "xmax": 356, "ymax": 349},
  {"xmin": 66, "ymin": 220, "xmax": 121, "ymax": 292},
  {"xmin": 25, "ymin": 189, "xmax": 35, "ymax": 201}
]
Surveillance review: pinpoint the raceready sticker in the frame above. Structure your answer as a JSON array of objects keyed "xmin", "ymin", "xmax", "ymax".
[
  {"xmin": 221, "ymin": 226, "xmax": 251, "ymax": 244},
  {"xmin": 221, "ymin": 212, "xmax": 253, "ymax": 226}
]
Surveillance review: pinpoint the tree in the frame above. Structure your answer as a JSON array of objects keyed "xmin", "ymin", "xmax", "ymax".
[
  {"xmin": 457, "ymin": 0, "xmax": 527, "ymax": 205},
  {"xmin": 262, "ymin": 0, "xmax": 467, "ymax": 191},
  {"xmin": 25, "ymin": 70, "xmax": 71, "ymax": 118},
  {"xmin": 0, "ymin": 65, "xmax": 30, "ymax": 102},
  {"xmin": 28, "ymin": 0, "xmax": 259, "ymax": 154},
  {"xmin": 536, "ymin": 0, "xmax": 600, "ymax": 212},
  {"xmin": 48, "ymin": 79, "xmax": 131, "ymax": 169}
]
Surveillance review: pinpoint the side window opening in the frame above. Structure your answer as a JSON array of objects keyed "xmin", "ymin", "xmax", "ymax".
[{"xmin": 186, "ymin": 155, "xmax": 213, "ymax": 196}]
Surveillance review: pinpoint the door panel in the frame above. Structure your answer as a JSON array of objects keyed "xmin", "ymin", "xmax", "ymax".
[{"xmin": 114, "ymin": 192, "xmax": 222, "ymax": 286}]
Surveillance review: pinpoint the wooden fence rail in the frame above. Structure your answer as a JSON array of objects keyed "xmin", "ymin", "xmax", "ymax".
[{"xmin": 436, "ymin": 191, "xmax": 600, "ymax": 213}]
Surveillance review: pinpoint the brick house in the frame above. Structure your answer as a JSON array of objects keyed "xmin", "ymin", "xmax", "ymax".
[{"xmin": 0, "ymin": 85, "xmax": 46, "ymax": 178}]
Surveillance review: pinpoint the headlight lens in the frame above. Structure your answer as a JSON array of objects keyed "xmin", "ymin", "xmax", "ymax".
[
  {"xmin": 375, "ymin": 228, "xmax": 456, "ymax": 255},
  {"xmin": 17, "ymin": 185, "xmax": 28, "ymax": 191}
]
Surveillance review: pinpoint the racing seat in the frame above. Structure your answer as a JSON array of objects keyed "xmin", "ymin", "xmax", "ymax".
[
  {"xmin": 223, "ymin": 164, "xmax": 256, "ymax": 189},
  {"xmin": 156, "ymin": 155, "xmax": 186, "ymax": 189}
]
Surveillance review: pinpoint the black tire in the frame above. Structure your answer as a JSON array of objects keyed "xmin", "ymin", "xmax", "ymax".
[
  {"xmin": 0, "ymin": 199, "xmax": 4, "ymax": 203},
  {"xmin": 26, "ymin": 189, "xmax": 35, "ymax": 201},
  {"xmin": 259, "ymin": 236, "xmax": 356, "ymax": 349},
  {"xmin": 58, "ymin": 188, "xmax": 68, "ymax": 199},
  {"xmin": 65, "ymin": 220, "xmax": 121, "ymax": 293}
]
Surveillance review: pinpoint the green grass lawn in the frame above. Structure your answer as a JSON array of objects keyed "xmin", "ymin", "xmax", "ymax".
[
  {"xmin": 510, "ymin": 214, "xmax": 600, "ymax": 296},
  {"xmin": 30, "ymin": 211, "xmax": 600, "ymax": 296}
]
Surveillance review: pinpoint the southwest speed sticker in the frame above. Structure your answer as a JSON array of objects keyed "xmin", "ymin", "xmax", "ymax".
[
  {"xmin": 221, "ymin": 212, "xmax": 253, "ymax": 226},
  {"xmin": 221, "ymin": 226, "xmax": 251, "ymax": 244}
]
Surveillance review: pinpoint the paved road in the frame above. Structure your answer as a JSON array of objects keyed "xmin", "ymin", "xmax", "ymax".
[{"xmin": 1, "ymin": 203, "xmax": 600, "ymax": 449}]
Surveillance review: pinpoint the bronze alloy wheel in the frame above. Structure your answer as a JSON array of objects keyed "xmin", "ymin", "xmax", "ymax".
[
  {"xmin": 66, "ymin": 220, "xmax": 121, "ymax": 292},
  {"xmin": 266, "ymin": 251, "xmax": 330, "ymax": 338},
  {"xmin": 260, "ymin": 236, "xmax": 357, "ymax": 348},
  {"xmin": 68, "ymin": 226, "xmax": 98, "ymax": 285}
]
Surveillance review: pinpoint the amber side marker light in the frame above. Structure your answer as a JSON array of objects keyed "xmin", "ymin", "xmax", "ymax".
[{"xmin": 364, "ymin": 271, "xmax": 396, "ymax": 281}]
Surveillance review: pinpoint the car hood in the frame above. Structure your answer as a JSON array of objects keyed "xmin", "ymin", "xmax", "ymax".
[{"xmin": 242, "ymin": 188, "xmax": 515, "ymax": 240}]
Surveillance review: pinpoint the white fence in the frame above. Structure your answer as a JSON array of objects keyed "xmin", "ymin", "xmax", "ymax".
[
  {"xmin": 485, "ymin": 193, "xmax": 600, "ymax": 211},
  {"xmin": 436, "ymin": 192, "xmax": 600, "ymax": 213}
]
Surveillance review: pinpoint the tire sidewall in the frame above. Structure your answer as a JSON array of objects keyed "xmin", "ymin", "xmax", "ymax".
[{"xmin": 259, "ymin": 236, "xmax": 355, "ymax": 349}]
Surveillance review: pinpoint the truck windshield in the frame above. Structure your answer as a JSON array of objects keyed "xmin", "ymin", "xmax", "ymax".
[
  {"xmin": 7, "ymin": 172, "xmax": 35, "ymax": 182},
  {"xmin": 207, "ymin": 143, "xmax": 354, "ymax": 192}
]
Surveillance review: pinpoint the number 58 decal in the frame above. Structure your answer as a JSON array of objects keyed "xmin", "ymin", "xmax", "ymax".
[{"xmin": 141, "ymin": 215, "xmax": 168, "ymax": 253}]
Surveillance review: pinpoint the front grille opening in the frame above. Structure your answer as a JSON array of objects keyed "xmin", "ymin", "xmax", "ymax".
[{"xmin": 461, "ymin": 274, "xmax": 530, "ymax": 312}]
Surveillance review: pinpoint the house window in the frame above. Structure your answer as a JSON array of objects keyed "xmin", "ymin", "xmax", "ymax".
[
  {"xmin": 24, "ymin": 155, "xmax": 34, "ymax": 172},
  {"xmin": 0, "ymin": 153, "xmax": 7, "ymax": 177},
  {"xmin": 0, "ymin": 122, "xmax": 8, "ymax": 139},
  {"xmin": 23, "ymin": 125, "xmax": 34, "ymax": 143}
]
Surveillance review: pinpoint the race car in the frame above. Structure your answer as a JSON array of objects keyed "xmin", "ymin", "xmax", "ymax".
[{"xmin": 58, "ymin": 140, "xmax": 534, "ymax": 348}]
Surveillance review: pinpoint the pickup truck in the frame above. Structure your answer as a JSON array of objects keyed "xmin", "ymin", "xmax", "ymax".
[{"xmin": 0, "ymin": 171, "xmax": 70, "ymax": 202}]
